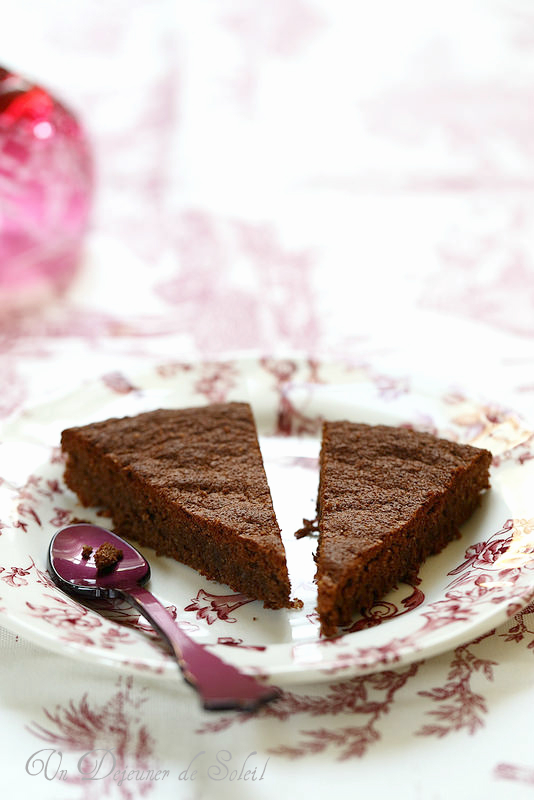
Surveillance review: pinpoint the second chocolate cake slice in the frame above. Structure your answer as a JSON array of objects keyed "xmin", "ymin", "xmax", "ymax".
[
  {"xmin": 61, "ymin": 402, "xmax": 291, "ymax": 609},
  {"xmin": 315, "ymin": 421, "xmax": 492, "ymax": 636}
]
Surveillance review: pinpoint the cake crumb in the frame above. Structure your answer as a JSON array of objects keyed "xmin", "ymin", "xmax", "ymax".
[
  {"xmin": 94, "ymin": 541, "xmax": 123, "ymax": 573},
  {"xmin": 294, "ymin": 517, "xmax": 319, "ymax": 539},
  {"xmin": 81, "ymin": 545, "xmax": 93, "ymax": 560},
  {"xmin": 290, "ymin": 597, "xmax": 304, "ymax": 609},
  {"xmin": 96, "ymin": 508, "xmax": 113, "ymax": 518}
]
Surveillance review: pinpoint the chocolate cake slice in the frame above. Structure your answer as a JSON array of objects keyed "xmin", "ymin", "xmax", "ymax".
[
  {"xmin": 315, "ymin": 421, "xmax": 492, "ymax": 636},
  {"xmin": 61, "ymin": 402, "xmax": 291, "ymax": 609}
]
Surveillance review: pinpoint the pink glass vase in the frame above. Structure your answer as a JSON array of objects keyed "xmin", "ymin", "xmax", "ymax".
[{"xmin": 0, "ymin": 67, "xmax": 93, "ymax": 311}]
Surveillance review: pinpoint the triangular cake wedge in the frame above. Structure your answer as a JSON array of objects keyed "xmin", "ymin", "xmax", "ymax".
[
  {"xmin": 315, "ymin": 421, "xmax": 492, "ymax": 636},
  {"xmin": 61, "ymin": 402, "xmax": 291, "ymax": 609}
]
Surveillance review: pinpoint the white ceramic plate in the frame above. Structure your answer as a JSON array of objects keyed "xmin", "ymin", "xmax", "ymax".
[{"xmin": 0, "ymin": 356, "xmax": 533, "ymax": 685}]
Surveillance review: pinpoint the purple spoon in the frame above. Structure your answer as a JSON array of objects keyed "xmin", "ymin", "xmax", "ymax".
[{"xmin": 47, "ymin": 523, "xmax": 280, "ymax": 712}]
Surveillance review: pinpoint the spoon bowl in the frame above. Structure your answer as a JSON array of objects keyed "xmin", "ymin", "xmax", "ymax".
[
  {"xmin": 49, "ymin": 523, "xmax": 151, "ymax": 597},
  {"xmin": 48, "ymin": 523, "xmax": 280, "ymax": 712}
]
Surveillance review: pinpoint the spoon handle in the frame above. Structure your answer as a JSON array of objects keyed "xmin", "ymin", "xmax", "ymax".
[{"xmin": 119, "ymin": 585, "xmax": 280, "ymax": 712}]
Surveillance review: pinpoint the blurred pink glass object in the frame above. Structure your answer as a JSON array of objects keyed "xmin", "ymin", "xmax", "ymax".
[{"xmin": 0, "ymin": 66, "xmax": 93, "ymax": 311}]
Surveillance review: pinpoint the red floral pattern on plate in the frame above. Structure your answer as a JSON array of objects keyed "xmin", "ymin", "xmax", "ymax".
[
  {"xmin": 184, "ymin": 589, "xmax": 253, "ymax": 625},
  {"xmin": 217, "ymin": 636, "xmax": 266, "ymax": 651},
  {"xmin": 26, "ymin": 594, "xmax": 134, "ymax": 650},
  {"xmin": 260, "ymin": 357, "xmax": 323, "ymax": 436},
  {"xmin": 343, "ymin": 577, "xmax": 425, "ymax": 633}
]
